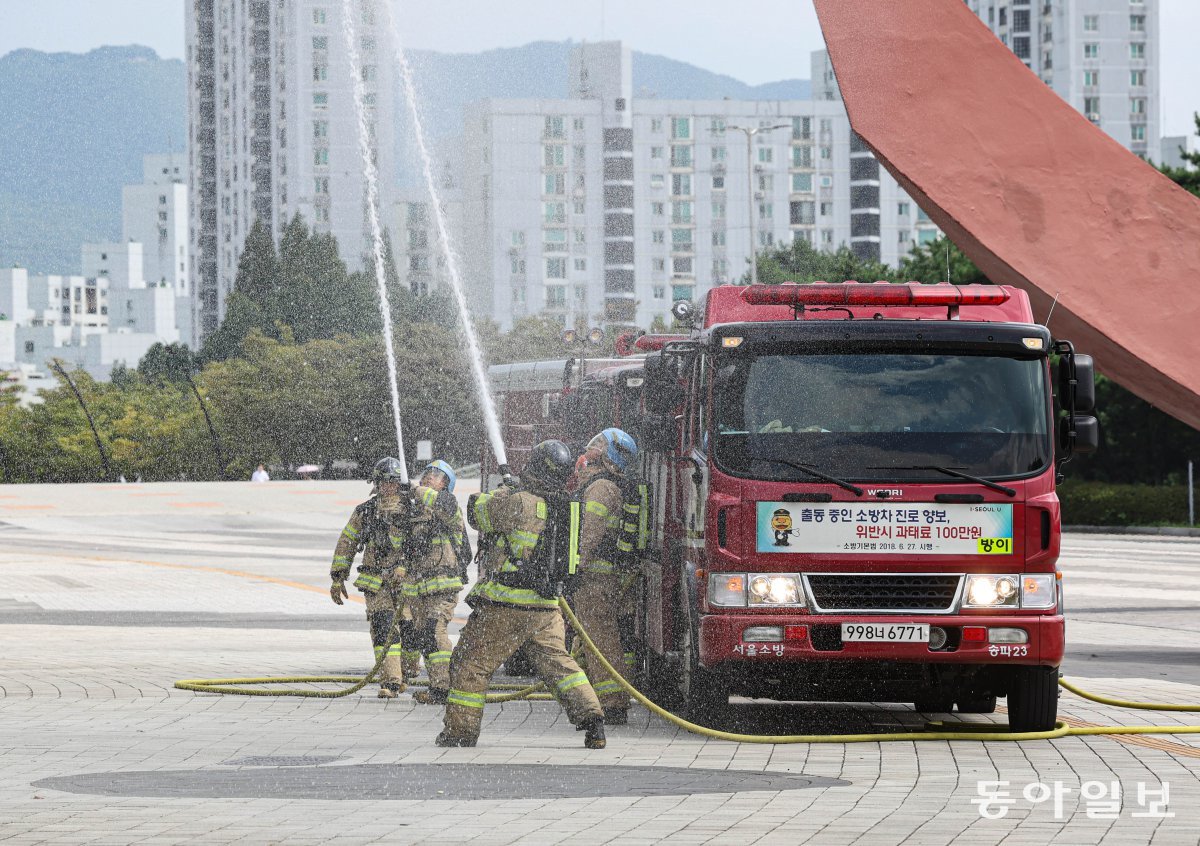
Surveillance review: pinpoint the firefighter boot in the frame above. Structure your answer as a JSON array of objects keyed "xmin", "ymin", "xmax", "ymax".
[
  {"xmin": 413, "ymin": 688, "xmax": 448, "ymax": 705},
  {"xmin": 378, "ymin": 682, "xmax": 403, "ymax": 699},
  {"xmin": 603, "ymin": 707, "xmax": 628, "ymax": 725},
  {"xmin": 435, "ymin": 731, "xmax": 477, "ymax": 748},
  {"xmin": 581, "ymin": 717, "xmax": 607, "ymax": 749}
]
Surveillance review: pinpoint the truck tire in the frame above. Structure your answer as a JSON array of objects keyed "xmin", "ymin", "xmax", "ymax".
[
  {"xmin": 680, "ymin": 620, "xmax": 729, "ymax": 723},
  {"xmin": 1007, "ymin": 666, "xmax": 1059, "ymax": 732},
  {"xmin": 912, "ymin": 697, "xmax": 954, "ymax": 714},
  {"xmin": 956, "ymin": 693, "xmax": 997, "ymax": 714}
]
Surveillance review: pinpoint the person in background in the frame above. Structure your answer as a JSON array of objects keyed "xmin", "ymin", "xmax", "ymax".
[{"xmin": 251, "ymin": 464, "xmax": 270, "ymax": 483}]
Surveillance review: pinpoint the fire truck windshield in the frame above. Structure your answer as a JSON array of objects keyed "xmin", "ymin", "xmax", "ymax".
[{"xmin": 712, "ymin": 352, "xmax": 1052, "ymax": 482}]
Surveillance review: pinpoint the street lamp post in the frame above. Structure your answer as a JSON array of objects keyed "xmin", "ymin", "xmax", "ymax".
[{"xmin": 729, "ymin": 124, "xmax": 790, "ymax": 286}]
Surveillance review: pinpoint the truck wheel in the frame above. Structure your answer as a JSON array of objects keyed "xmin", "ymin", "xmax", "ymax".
[
  {"xmin": 680, "ymin": 621, "xmax": 729, "ymax": 723},
  {"xmin": 956, "ymin": 693, "xmax": 997, "ymax": 714},
  {"xmin": 1007, "ymin": 666, "xmax": 1059, "ymax": 733},
  {"xmin": 912, "ymin": 697, "xmax": 954, "ymax": 714}
]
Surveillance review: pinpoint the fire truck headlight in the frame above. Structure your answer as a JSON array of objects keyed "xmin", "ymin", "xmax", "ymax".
[
  {"xmin": 964, "ymin": 575, "xmax": 1020, "ymax": 608},
  {"xmin": 708, "ymin": 573, "xmax": 747, "ymax": 607},
  {"xmin": 1019, "ymin": 574, "xmax": 1057, "ymax": 609},
  {"xmin": 748, "ymin": 575, "xmax": 804, "ymax": 607}
]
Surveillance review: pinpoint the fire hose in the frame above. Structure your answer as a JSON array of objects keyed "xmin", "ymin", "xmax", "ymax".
[{"xmin": 176, "ymin": 598, "xmax": 1200, "ymax": 746}]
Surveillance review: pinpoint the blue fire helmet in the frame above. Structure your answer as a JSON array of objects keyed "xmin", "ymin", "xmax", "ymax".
[
  {"xmin": 590, "ymin": 428, "xmax": 638, "ymax": 472},
  {"xmin": 421, "ymin": 459, "xmax": 457, "ymax": 493}
]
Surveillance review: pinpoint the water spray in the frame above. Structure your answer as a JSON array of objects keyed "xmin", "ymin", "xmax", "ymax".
[
  {"xmin": 341, "ymin": 0, "xmax": 409, "ymax": 484},
  {"xmin": 382, "ymin": 1, "xmax": 511, "ymax": 479}
]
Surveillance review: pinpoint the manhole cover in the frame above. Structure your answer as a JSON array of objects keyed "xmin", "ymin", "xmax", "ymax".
[
  {"xmin": 221, "ymin": 755, "xmax": 343, "ymax": 767},
  {"xmin": 35, "ymin": 764, "xmax": 847, "ymax": 800}
]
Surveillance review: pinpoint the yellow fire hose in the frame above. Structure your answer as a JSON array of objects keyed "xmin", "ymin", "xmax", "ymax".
[{"xmin": 175, "ymin": 599, "xmax": 1200, "ymax": 745}]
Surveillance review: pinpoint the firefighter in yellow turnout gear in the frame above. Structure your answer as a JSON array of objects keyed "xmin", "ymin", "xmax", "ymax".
[
  {"xmin": 571, "ymin": 428, "xmax": 641, "ymax": 724},
  {"xmin": 330, "ymin": 457, "xmax": 410, "ymax": 698},
  {"xmin": 437, "ymin": 440, "xmax": 606, "ymax": 749},
  {"xmin": 406, "ymin": 460, "xmax": 471, "ymax": 705}
]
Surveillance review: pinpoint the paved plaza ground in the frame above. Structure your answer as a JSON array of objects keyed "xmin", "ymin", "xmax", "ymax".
[{"xmin": 2, "ymin": 481, "xmax": 1200, "ymax": 844}]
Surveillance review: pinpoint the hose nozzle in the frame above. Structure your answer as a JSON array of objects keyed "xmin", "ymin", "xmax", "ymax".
[{"xmin": 497, "ymin": 464, "xmax": 516, "ymax": 488}]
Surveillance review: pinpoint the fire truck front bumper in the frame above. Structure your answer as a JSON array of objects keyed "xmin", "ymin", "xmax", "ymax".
[{"xmin": 698, "ymin": 613, "xmax": 1065, "ymax": 668}]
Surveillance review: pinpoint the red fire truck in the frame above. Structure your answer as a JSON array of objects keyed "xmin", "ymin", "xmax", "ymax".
[{"xmin": 488, "ymin": 282, "xmax": 1098, "ymax": 732}]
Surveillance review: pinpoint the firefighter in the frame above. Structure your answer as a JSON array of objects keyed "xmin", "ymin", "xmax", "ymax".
[
  {"xmin": 330, "ymin": 457, "xmax": 410, "ymax": 699},
  {"xmin": 407, "ymin": 460, "xmax": 471, "ymax": 705},
  {"xmin": 437, "ymin": 440, "xmax": 606, "ymax": 749},
  {"xmin": 571, "ymin": 428, "xmax": 639, "ymax": 724}
]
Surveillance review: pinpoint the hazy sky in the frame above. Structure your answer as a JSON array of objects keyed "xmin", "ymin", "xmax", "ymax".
[{"xmin": 1, "ymin": 0, "xmax": 1196, "ymax": 135}]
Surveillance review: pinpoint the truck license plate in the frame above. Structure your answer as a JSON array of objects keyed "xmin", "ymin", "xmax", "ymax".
[{"xmin": 841, "ymin": 623, "xmax": 930, "ymax": 643}]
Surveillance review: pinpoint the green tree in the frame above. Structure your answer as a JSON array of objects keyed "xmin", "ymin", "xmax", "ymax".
[
  {"xmin": 748, "ymin": 238, "xmax": 893, "ymax": 284},
  {"xmin": 899, "ymin": 236, "xmax": 989, "ymax": 285},
  {"xmin": 1158, "ymin": 112, "xmax": 1200, "ymax": 197},
  {"xmin": 138, "ymin": 342, "xmax": 197, "ymax": 383}
]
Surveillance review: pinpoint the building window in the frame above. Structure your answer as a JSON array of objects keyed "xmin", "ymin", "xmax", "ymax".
[
  {"xmin": 792, "ymin": 146, "xmax": 813, "ymax": 168},
  {"xmin": 651, "ymin": 118, "xmax": 664, "ymax": 133},
  {"xmin": 409, "ymin": 229, "xmax": 428, "ymax": 250},
  {"xmin": 672, "ymin": 257, "xmax": 693, "ymax": 275},
  {"xmin": 510, "ymin": 257, "xmax": 526, "ymax": 275},
  {"xmin": 545, "ymin": 116, "xmax": 565, "ymax": 138},
  {"xmin": 897, "ymin": 202, "xmax": 910, "ymax": 216},
  {"xmin": 546, "ymin": 285, "xmax": 566, "ymax": 307},
  {"xmin": 361, "ymin": 65, "xmax": 377, "ymax": 82},
  {"xmin": 572, "ymin": 117, "xmax": 585, "ymax": 131},
  {"xmin": 652, "ymin": 230, "xmax": 665, "ymax": 244},
  {"xmin": 819, "ymin": 202, "xmax": 833, "ymax": 217},
  {"xmin": 712, "ymin": 230, "xmax": 726, "ymax": 247},
  {"xmin": 650, "ymin": 146, "xmax": 664, "ymax": 160},
  {"xmin": 1013, "ymin": 36, "xmax": 1030, "ymax": 60},
  {"xmin": 544, "ymin": 202, "xmax": 566, "ymax": 223},
  {"xmin": 1131, "ymin": 124, "xmax": 1146, "ymax": 142},
  {"xmin": 758, "ymin": 202, "xmax": 773, "ymax": 219},
  {"xmin": 1083, "ymin": 43, "xmax": 1098, "ymax": 59},
  {"xmin": 790, "ymin": 201, "xmax": 815, "ymax": 225},
  {"xmin": 791, "ymin": 173, "xmax": 812, "ymax": 193},
  {"xmin": 712, "ymin": 146, "xmax": 727, "ymax": 163},
  {"xmin": 312, "ymin": 36, "xmax": 328, "ymax": 50},
  {"xmin": 671, "ymin": 201, "xmax": 693, "ymax": 224},
  {"xmin": 820, "ymin": 146, "xmax": 832, "ymax": 160},
  {"xmin": 1130, "ymin": 42, "xmax": 1145, "ymax": 60},
  {"xmin": 1131, "ymin": 98, "xmax": 1146, "ymax": 115},
  {"xmin": 1084, "ymin": 70, "xmax": 1099, "ymax": 87},
  {"xmin": 1084, "ymin": 97, "xmax": 1100, "ymax": 116},
  {"xmin": 1131, "ymin": 69, "xmax": 1146, "ymax": 87},
  {"xmin": 511, "ymin": 286, "xmax": 526, "ymax": 303},
  {"xmin": 546, "ymin": 258, "xmax": 567, "ymax": 279},
  {"xmin": 614, "ymin": 98, "xmax": 626, "ymax": 112},
  {"xmin": 574, "ymin": 258, "xmax": 587, "ymax": 272},
  {"xmin": 1130, "ymin": 14, "xmax": 1146, "ymax": 32},
  {"xmin": 653, "ymin": 285, "xmax": 666, "ymax": 299},
  {"xmin": 24, "ymin": 341, "xmax": 34, "ymax": 354},
  {"xmin": 709, "ymin": 117, "xmax": 726, "ymax": 135},
  {"xmin": 573, "ymin": 201, "xmax": 585, "ymax": 215},
  {"xmin": 313, "ymin": 8, "xmax": 326, "ymax": 24},
  {"xmin": 712, "ymin": 175, "xmax": 725, "ymax": 190},
  {"xmin": 757, "ymin": 174, "xmax": 774, "ymax": 193},
  {"xmin": 792, "ymin": 117, "xmax": 812, "ymax": 140},
  {"xmin": 671, "ymin": 117, "xmax": 691, "ymax": 139},
  {"xmin": 822, "ymin": 229, "xmax": 834, "ymax": 245},
  {"xmin": 671, "ymin": 283, "xmax": 693, "ymax": 301},
  {"xmin": 314, "ymin": 120, "xmax": 328, "ymax": 139},
  {"xmin": 544, "ymin": 145, "xmax": 565, "ymax": 167},
  {"xmin": 574, "ymin": 229, "xmax": 586, "ymax": 244},
  {"xmin": 711, "ymin": 201, "xmax": 726, "ymax": 219},
  {"xmin": 313, "ymin": 63, "xmax": 328, "ymax": 82},
  {"xmin": 899, "ymin": 230, "xmax": 910, "ymax": 244},
  {"xmin": 544, "ymin": 229, "xmax": 567, "ymax": 250},
  {"xmin": 313, "ymin": 92, "xmax": 328, "ymax": 109},
  {"xmin": 652, "ymin": 258, "xmax": 666, "ymax": 272},
  {"xmin": 314, "ymin": 148, "xmax": 329, "ymax": 166},
  {"xmin": 670, "ymin": 146, "xmax": 693, "ymax": 167},
  {"xmin": 650, "ymin": 174, "xmax": 664, "ymax": 189},
  {"xmin": 1083, "ymin": 14, "xmax": 1099, "ymax": 32},
  {"xmin": 671, "ymin": 174, "xmax": 692, "ymax": 196},
  {"xmin": 410, "ymin": 254, "xmax": 429, "ymax": 272},
  {"xmin": 1013, "ymin": 10, "xmax": 1029, "ymax": 31},
  {"xmin": 544, "ymin": 173, "xmax": 566, "ymax": 195},
  {"xmin": 712, "ymin": 259, "xmax": 728, "ymax": 280},
  {"xmin": 511, "ymin": 231, "xmax": 525, "ymax": 247},
  {"xmin": 757, "ymin": 147, "xmax": 773, "ymax": 164},
  {"xmin": 671, "ymin": 229, "xmax": 693, "ymax": 252}
]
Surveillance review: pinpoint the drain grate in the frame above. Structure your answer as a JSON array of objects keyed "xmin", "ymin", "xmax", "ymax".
[
  {"xmin": 35, "ymin": 763, "xmax": 847, "ymax": 800},
  {"xmin": 221, "ymin": 755, "xmax": 343, "ymax": 767}
]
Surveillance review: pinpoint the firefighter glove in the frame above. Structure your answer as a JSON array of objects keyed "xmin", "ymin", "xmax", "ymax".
[{"xmin": 330, "ymin": 579, "xmax": 349, "ymax": 605}]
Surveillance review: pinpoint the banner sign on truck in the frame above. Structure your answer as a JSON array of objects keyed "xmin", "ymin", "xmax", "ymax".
[{"xmin": 756, "ymin": 502, "xmax": 1014, "ymax": 555}]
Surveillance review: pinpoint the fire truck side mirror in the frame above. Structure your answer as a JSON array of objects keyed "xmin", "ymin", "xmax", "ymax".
[
  {"xmin": 1057, "ymin": 353, "xmax": 1095, "ymax": 414},
  {"xmin": 1058, "ymin": 414, "xmax": 1100, "ymax": 457},
  {"xmin": 644, "ymin": 352, "xmax": 685, "ymax": 415}
]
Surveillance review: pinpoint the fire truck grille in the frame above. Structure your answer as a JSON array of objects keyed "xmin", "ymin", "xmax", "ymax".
[{"xmin": 806, "ymin": 575, "xmax": 962, "ymax": 612}]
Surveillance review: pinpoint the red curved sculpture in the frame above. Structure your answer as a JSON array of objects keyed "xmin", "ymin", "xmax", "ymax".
[{"xmin": 814, "ymin": 0, "xmax": 1200, "ymax": 429}]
